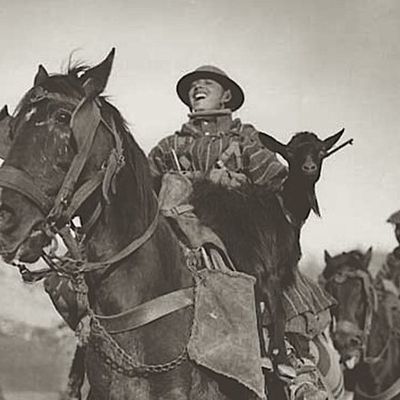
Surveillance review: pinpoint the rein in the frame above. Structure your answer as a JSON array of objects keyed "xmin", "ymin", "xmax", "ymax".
[
  {"xmin": 355, "ymin": 377, "xmax": 400, "ymax": 400},
  {"xmin": 0, "ymin": 79, "xmax": 127, "ymax": 266},
  {"xmin": 326, "ymin": 267, "xmax": 400, "ymax": 400},
  {"xmin": 326, "ymin": 268, "xmax": 381, "ymax": 363},
  {"xmin": 0, "ymin": 81, "xmax": 196, "ymax": 377}
]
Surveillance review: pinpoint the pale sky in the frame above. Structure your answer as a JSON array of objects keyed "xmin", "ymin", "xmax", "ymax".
[{"xmin": 0, "ymin": 0, "xmax": 399, "ymax": 269}]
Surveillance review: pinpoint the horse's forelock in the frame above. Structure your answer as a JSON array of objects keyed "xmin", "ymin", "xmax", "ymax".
[{"xmin": 327, "ymin": 250, "xmax": 367, "ymax": 274}]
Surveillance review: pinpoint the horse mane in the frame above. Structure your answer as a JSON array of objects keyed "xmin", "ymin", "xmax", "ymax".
[{"xmin": 99, "ymin": 98, "xmax": 156, "ymax": 219}]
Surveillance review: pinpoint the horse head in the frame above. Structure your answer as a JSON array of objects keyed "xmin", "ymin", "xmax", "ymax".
[
  {"xmin": 322, "ymin": 248, "xmax": 375, "ymax": 368},
  {"xmin": 0, "ymin": 48, "xmax": 133, "ymax": 264}
]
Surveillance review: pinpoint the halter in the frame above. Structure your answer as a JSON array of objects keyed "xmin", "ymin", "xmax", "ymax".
[
  {"xmin": 0, "ymin": 79, "xmax": 158, "ymax": 271},
  {"xmin": 0, "ymin": 79, "xmax": 197, "ymax": 378},
  {"xmin": 326, "ymin": 267, "xmax": 387, "ymax": 364}
]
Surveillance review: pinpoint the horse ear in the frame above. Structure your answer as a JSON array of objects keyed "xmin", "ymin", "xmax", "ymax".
[
  {"xmin": 0, "ymin": 105, "xmax": 9, "ymax": 121},
  {"xmin": 362, "ymin": 246, "xmax": 373, "ymax": 269},
  {"xmin": 324, "ymin": 250, "xmax": 332, "ymax": 264},
  {"xmin": 0, "ymin": 105, "xmax": 12, "ymax": 159},
  {"xmin": 258, "ymin": 132, "xmax": 288, "ymax": 159},
  {"xmin": 323, "ymin": 128, "xmax": 345, "ymax": 151},
  {"xmin": 34, "ymin": 65, "xmax": 49, "ymax": 86},
  {"xmin": 80, "ymin": 48, "xmax": 115, "ymax": 96}
]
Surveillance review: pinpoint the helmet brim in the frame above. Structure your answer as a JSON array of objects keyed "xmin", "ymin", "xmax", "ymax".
[{"xmin": 176, "ymin": 70, "xmax": 245, "ymax": 111}]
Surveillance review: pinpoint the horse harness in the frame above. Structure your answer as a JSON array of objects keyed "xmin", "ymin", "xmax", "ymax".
[
  {"xmin": 326, "ymin": 268, "xmax": 400, "ymax": 400},
  {"xmin": 0, "ymin": 79, "xmax": 198, "ymax": 377}
]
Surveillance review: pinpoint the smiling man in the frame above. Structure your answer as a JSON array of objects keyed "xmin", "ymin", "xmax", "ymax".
[
  {"xmin": 148, "ymin": 66, "xmax": 342, "ymax": 400},
  {"xmin": 148, "ymin": 65, "xmax": 286, "ymax": 191}
]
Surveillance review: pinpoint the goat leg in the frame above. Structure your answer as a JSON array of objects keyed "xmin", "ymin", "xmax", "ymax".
[
  {"xmin": 255, "ymin": 291, "xmax": 267, "ymax": 358},
  {"xmin": 262, "ymin": 276, "xmax": 288, "ymax": 366}
]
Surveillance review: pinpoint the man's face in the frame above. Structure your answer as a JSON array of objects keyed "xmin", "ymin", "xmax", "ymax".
[{"xmin": 188, "ymin": 78, "xmax": 231, "ymax": 112}]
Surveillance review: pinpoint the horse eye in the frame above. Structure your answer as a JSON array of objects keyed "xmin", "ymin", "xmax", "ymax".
[
  {"xmin": 319, "ymin": 150, "xmax": 326, "ymax": 158},
  {"xmin": 55, "ymin": 110, "xmax": 71, "ymax": 124}
]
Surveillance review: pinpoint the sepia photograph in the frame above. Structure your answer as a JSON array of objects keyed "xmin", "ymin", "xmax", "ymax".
[{"xmin": 0, "ymin": 1, "xmax": 399, "ymax": 399}]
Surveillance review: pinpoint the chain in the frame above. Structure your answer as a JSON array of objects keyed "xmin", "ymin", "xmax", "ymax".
[{"xmin": 89, "ymin": 308, "xmax": 188, "ymax": 377}]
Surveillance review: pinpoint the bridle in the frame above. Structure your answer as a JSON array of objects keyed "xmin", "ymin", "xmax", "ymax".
[
  {"xmin": 0, "ymin": 79, "xmax": 159, "ymax": 274},
  {"xmin": 0, "ymin": 77, "xmax": 195, "ymax": 377},
  {"xmin": 325, "ymin": 267, "xmax": 391, "ymax": 365},
  {"xmin": 326, "ymin": 266, "xmax": 400, "ymax": 400}
]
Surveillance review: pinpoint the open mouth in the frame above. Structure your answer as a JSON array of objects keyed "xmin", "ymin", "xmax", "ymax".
[
  {"xmin": 1, "ymin": 223, "xmax": 51, "ymax": 264},
  {"xmin": 16, "ymin": 229, "xmax": 51, "ymax": 263},
  {"xmin": 194, "ymin": 92, "xmax": 207, "ymax": 100},
  {"xmin": 341, "ymin": 351, "xmax": 361, "ymax": 370}
]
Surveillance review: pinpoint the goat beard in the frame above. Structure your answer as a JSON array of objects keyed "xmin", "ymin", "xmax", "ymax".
[{"xmin": 307, "ymin": 190, "xmax": 321, "ymax": 217}]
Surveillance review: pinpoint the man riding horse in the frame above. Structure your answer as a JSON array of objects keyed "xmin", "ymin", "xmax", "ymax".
[
  {"xmin": 375, "ymin": 209, "xmax": 400, "ymax": 296},
  {"xmin": 148, "ymin": 65, "xmax": 344, "ymax": 400}
]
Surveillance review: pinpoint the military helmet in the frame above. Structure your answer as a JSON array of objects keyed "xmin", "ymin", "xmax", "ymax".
[{"xmin": 176, "ymin": 65, "xmax": 245, "ymax": 111}]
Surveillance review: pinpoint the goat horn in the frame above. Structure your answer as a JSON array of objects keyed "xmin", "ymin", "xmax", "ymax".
[{"xmin": 324, "ymin": 138, "xmax": 354, "ymax": 158}]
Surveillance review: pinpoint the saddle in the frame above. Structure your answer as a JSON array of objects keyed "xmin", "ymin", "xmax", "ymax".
[
  {"xmin": 158, "ymin": 172, "xmax": 234, "ymax": 270},
  {"xmin": 158, "ymin": 171, "xmax": 266, "ymax": 399}
]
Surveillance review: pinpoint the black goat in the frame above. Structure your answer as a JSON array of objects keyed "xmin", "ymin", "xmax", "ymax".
[{"xmin": 191, "ymin": 129, "xmax": 345, "ymax": 367}]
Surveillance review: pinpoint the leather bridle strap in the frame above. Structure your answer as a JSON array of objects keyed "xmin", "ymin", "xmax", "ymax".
[
  {"xmin": 0, "ymin": 166, "xmax": 53, "ymax": 212},
  {"xmin": 62, "ymin": 170, "xmax": 105, "ymax": 222},
  {"xmin": 93, "ymin": 287, "xmax": 194, "ymax": 334},
  {"xmin": 0, "ymin": 165, "xmax": 105, "ymax": 222},
  {"xmin": 68, "ymin": 206, "xmax": 160, "ymax": 273},
  {"xmin": 355, "ymin": 375, "xmax": 400, "ymax": 400},
  {"xmin": 50, "ymin": 94, "xmax": 102, "ymax": 222}
]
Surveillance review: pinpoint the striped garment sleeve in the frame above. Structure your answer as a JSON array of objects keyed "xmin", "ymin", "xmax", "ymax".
[
  {"xmin": 148, "ymin": 135, "xmax": 176, "ymax": 178},
  {"xmin": 243, "ymin": 133, "xmax": 287, "ymax": 187}
]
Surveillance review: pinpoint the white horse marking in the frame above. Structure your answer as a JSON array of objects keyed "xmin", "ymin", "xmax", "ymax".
[{"xmin": 25, "ymin": 107, "xmax": 37, "ymax": 121}]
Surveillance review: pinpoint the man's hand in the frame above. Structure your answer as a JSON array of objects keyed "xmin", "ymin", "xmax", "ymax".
[{"xmin": 208, "ymin": 167, "xmax": 248, "ymax": 188}]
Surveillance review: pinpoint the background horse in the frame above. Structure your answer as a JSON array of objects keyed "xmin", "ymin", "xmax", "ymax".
[
  {"xmin": 322, "ymin": 249, "xmax": 400, "ymax": 399},
  {"xmin": 0, "ymin": 50, "xmax": 257, "ymax": 400}
]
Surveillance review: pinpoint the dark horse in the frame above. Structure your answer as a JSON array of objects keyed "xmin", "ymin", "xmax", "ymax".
[
  {"xmin": 0, "ymin": 48, "xmax": 349, "ymax": 399},
  {"xmin": 322, "ymin": 249, "xmax": 400, "ymax": 399},
  {"xmin": 0, "ymin": 50, "xmax": 259, "ymax": 400}
]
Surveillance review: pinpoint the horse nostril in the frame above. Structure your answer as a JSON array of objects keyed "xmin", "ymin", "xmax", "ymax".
[
  {"xmin": 0, "ymin": 205, "xmax": 15, "ymax": 231},
  {"xmin": 349, "ymin": 336, "xmax": 362, "ymax": 347}
]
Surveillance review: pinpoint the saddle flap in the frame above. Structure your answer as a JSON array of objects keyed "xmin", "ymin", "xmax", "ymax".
[
  {"xmin": 187, "ymin": 269, "xmax": 266, "ymax": 399},
  {"xmin": 158, "ymin": 172, "xmax": 193, "ymax": 211}
]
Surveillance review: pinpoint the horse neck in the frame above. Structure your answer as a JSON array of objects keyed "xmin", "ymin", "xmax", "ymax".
[
  {"xmin": 357, "ymin": 297, "xmax": 400, "ymax": 395},
  {"xmin": 85, "ymin": 157, "xmax": 157, "ymax": 260},
  {"xmin": 280, "ymin": 173, "xmax": 317, "ymax": 223},
  {"xmin": 81, "ymin": 143, "xmax": 188, "ymax": 315}
]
